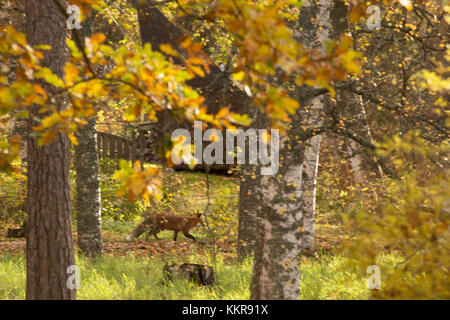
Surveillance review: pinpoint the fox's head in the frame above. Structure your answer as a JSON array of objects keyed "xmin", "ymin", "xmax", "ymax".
[{"xmin": 193, "ymin": 210, "xmax": 205, "ymax": 227}]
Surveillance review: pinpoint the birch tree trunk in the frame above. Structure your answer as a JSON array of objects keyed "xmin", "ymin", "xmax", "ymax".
[
  {"xmin": 250, "ymin": 0, "xmax": 331, "ymax": 299},
  {"xmin": 249, "ymin": 133, "xmax": 304, "ymax": 299},
  {"xmin": 294, "ymin": 0, "xmax": 331, "ymax": 252},
  {"xmin": 337, "ymin": 92, "xmax": 383, "ymax": 185},
  {"xmin": 75, "ymin": 117, "xmax": 102, "ymax": 257},
  {"xmin": 299, "ymin": 102, "xmax": 322, "ymax": 251},
  {"xmin": 3, "ymin": 0, "xmax": 27, "ymax": 162},
  {"xmin": 329, "ymin": 0, "xmax": 383, "ymax": 185},
  {"xmin": 238, "ymin": 107, "xmax": 268, "ymax": 258},
  {"xmin": 74, "ymin": 10, "xmax": 102, "ymax": 258},
  {"xmin": 25, "ymin": 0, "xmax": 76, "ymax": 300}
]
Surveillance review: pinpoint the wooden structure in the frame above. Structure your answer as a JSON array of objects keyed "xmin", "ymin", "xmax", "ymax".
[
  {"xmin": 97, "ymin": 131, "xmax": 158, "ymax": 167},
  {"xmin": 96, "ymin": 128, "xmax": 235, "ymax": 173}
]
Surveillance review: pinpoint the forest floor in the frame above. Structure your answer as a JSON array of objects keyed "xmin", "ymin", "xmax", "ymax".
[
  {"xmin": 0, "ymin": 224, "xmax": 343, "ymax": 259},
  {"xmin": 0, "ymin": 169, "xmax": 345, "ymax": 258}
]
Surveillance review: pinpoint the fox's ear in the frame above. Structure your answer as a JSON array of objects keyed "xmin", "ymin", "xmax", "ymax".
[{"xmin": 195, "ymin": 210, "xmax": 202, "ymax": 217}]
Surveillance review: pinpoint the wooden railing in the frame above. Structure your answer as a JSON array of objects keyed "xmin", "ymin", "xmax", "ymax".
[
  {"xmin": 97, "ymin": 131, "xmax": 151, "ymax": 166},
  {"xmin": 96, "ymin": 129, "xmax": 234, "ymax": 172}
]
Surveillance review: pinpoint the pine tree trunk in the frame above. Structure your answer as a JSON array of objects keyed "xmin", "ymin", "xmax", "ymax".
[
  {"xmin": 25, "ymin": 0, "xmax": 75, "ymax": 300},
  {"xmin": 237, "ymin": 106, "xmax": 268, "ymax": 258},
  {"xmin": 74, "ymin": 10, "xmax": 102, "ymax": 258}
]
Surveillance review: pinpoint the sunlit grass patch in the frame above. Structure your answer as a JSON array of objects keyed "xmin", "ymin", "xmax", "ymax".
[{"xmin": 0, "ymin": 250, "xmax": 405, "ymax": 300}]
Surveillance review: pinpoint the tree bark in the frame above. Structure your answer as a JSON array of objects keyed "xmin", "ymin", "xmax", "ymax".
[
  {"xmin": 249, "ymin": 122, "xmax": 308, "ymax": 299},
  {"xmin": 293, "ymin": 0, "xmax": 331, "ymax": 252},
  {"xmin": 74, "ymin": 10, "xmax": 102, "ymax": 258},
  {"xmin": 337, "ymin": 92, "xmax": 383, "ymax": 184},
  {"xmin": 237, "ymin": 106, "xmax": 268, "ymax": 259},
  {"xmin": 299, "ymin": 101, "xmax": 322, "ymax": 251},
  {"xmin": 3, "ymin": 0, "xmax": 27, "ymax": 162},
  {"xmin": 249, "ymin": 0, "xmax": 331, "ymax": 299},
  {"xmin": 237, "ymin": 164, "xmax": 258, "ymax": 258},
  {"xmin": 75, "ymin": 117, "xmax": 102, "ymax": 257},
  {"xmin": 329, "ymin": 0, "xmax": 383, "ymax": 185},
  {"xmin": 25, "ymin": 0, "xmax": 75, "ymax": 300}
]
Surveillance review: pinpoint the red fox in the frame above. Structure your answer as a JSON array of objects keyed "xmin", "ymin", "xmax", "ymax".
[{"xmin": 126, "ymin": 212, "xmax": 204, "ymax": 241}]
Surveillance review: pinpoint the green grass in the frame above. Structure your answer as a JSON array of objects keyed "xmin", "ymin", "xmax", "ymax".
[
  {"xmin": 0, "ymin": 250, "xmax": 391, "ymax": 300},
  {"xmin": 102, "ymin": 220, "xmax": 136, "ymax": 236},
  {"xmin": 300, "ymin": 255, "xmax": 369, "ymax": 299},
  {"xmin": 0, "ymin": 251, "xmax": 252, "ymax": 300},
  {"xmin": 0, "ymin": 252, "xmax": 25, "ymax": 299}
]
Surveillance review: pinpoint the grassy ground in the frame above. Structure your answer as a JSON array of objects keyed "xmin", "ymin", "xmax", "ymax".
[
  {"xmin": 0, "ymin": 169, "xmax": 393, "ymax": 300},
  {"xmin": 0, "ymin": 249, "xmax": 397, "ymax": 300}
]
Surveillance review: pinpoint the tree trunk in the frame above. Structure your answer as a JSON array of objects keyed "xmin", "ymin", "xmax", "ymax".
[
  {"xmin": 74, "ymin": 10, "xmax": 102, "ymax": 258},
  {"xmin": 249, "ymin": 0, "xmax": 331, "ymax": 299},
  {"xmin": 299, "ymin": 100, "xmax": 322, "ymax": 251},
  {"xmin": 237, "ymin": 164, "xmax": 258, "ymax": 258},
  {"xmin": 293, "ymin": 0, "xmax": 331, "ymax": 252},
  {"xmin": 337, "ymin": 92, "xmax": 383, "ymax": 184},
  {"xmin": 25, "ymin": 0, "xmax": 76, "ymax": 300},
  {"xmin": 237, "ymin": 106, "xmax": 268, "ymax": 258},
  {"xmin": 329, "ymin": 0, "xmax": 383, "ymax": 185},
  {"xmin": 75, "ymin": 117, "xmax": 102, "ymax": 257},
  {"xmin": 249, "ymin": 126, "xmax": 307, "ymax": 299}
]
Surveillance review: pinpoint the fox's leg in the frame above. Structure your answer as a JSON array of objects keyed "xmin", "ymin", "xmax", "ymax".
[
  {"xmin": 182, "ymin": 231, "xmax": 196, "ymax": 241},
  {"xmin": 145, "ymin": 229, "xmax": 151, "ymax": 241},
  {"xmin": 143, "ymin": 224, "xmax": 155, "ymax": 241},
  {"xmin": 173, "ymin": 231, "xmax": 179, "ymax": 241},
  {"xmin": 152, "ymin": 226, "xmax": 161, "ymax": 239}
]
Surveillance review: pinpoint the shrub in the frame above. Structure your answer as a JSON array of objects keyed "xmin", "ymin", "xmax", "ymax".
[{"xmin": 99, "ymin": 159, "xmax": 146, "ymax": 221}]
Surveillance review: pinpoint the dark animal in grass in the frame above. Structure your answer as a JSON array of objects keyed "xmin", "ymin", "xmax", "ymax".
[
  {"xmin": 126, "ymin": 212, "xmax": 204, "ymax": 242},
  {"xmin": 6, "ymin": 221, "xmax": 27, "ymax": 238},
  {"xmin": 163, "ymin": 263, "xmax": 216, "ymax": 286}
]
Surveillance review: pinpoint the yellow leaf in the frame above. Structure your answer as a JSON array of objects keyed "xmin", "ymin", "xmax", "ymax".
[
  {"xmin": 64, "ymin": 63, "xmax": 79, "ymax": 85},
  {"xmin": 232, "ymin": 71, "xmax": 245, "ymax": 81},
  {"xmin": 39, "ymin": 130, "xmax": 57, "ymax": 146},
  {"xmin": 89, "ymin": 33, "xmax": 106, "ymax": 46},
  {"xmin": 349, "ymin": 4, "xmax": 365, "ymax": 23},
  {"xmin": 159, "ymin": 44, "xmax": 179, "ymax": 57},
  {"xmin": 68, "ymin": 133, "xmax": 78, "ymax": 146},
  {"xmin": 188, "ymin": 65, "xmax": 205, "ymax": 77},
  {"xmin": 216, "ymin": 107, "xmax": 229, "ymax": 119}
]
